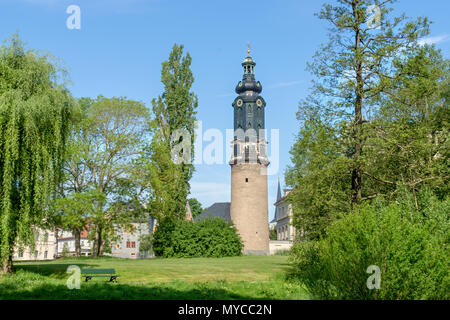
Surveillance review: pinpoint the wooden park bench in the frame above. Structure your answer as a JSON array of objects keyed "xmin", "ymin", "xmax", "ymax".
[{"xmin": 81, "ymin": 268, "xmax": 119, "ymax": 283}]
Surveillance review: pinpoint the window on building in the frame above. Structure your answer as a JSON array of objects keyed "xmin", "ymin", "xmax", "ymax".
[
  {"xmin": 245, "ymin": 178, "xmax": 248, "ymax": 183},
  {"xmin": 18, "ymin": 250, "xmax": 23, "ymax": 258},
  {"xmin": 126, "ymin": 241, "xmax": 130, "ymax": 248},
  {"xmin": 34, "ymin": 251, "xmax": 38, "ymax": 259},
  {"xmin": 131, "ymin": 241, "xmax": 136, "ymax": 248},
  {"xmin": 125, "ymin": 225, "xmax": 136, "ymax": 234},
  {"xmin": 44, "ymin": 251, "xmax": 48, "ymax": 259},
  {"xmin": 44, "ymin": 233, "xmax": 48, "ymax": 242}
]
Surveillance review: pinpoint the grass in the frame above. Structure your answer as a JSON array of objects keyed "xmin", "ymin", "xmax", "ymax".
[{"xmin": 0, "ymin": 255, "xmax": 310, "ymax": 300}]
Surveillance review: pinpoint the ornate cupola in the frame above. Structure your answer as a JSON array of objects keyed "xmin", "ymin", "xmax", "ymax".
[
  {"xmin": 229, "ymin": 47, "xmax": 270, "ymax": 256},
  {"xmin": 230, "ymin": 48, "xmax": 268, "ymax": 165}
]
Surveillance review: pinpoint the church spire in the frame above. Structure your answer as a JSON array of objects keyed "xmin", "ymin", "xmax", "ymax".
[{"xmin": 276, "ymin": 178, "xmax": 282, "ymax": 201}]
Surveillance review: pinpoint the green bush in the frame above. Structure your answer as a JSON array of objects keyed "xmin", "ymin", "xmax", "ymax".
[
  {"xmin": 152, "ymin": 218, "xmax": 176, "ymax": 257},
  {"xmin": 153, "ymin": 217, "xmax": 243, "ymax": 258},
  {"xmin": 289, "ymin": 194, "xmax": 449, "ymax": 299}
]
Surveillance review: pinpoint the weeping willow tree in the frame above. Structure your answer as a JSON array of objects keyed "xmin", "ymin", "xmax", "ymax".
[{"xmin": 0, "ymin": 35, "xmax": 73, "ymax": 273}]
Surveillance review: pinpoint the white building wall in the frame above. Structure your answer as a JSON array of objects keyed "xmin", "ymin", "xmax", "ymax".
[
  {"xmin": 13, "ymin": 228, "xmax": 57, "ymax": 261},
  {"xmin": 274, "ymin": 197, "xmax": 296, "ymax": 242},
  {"xmin": 269, "ymin": 240, "xmax": 293, "ymax": 255}
]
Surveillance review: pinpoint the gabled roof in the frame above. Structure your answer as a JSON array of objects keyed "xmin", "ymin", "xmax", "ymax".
[{"xmin": 194, "ymin": 202, "xmax": 231, "ymax": 223}]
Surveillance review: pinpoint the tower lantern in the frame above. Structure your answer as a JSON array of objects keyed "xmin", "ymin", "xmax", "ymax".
[{"xmin": 229, "ymin": 50, "xmax": 270, "ymax": 255}]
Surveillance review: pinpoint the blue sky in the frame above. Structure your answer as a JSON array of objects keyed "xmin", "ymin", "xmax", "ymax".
[{"xmin": 1, "ymin": 0, "xmax": 449, "ymax": 221}]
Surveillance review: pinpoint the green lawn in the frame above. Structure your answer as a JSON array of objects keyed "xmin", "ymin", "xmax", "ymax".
[{"xmin": 0, "ymin": 256, "xmax": 310, "ymax": 300}]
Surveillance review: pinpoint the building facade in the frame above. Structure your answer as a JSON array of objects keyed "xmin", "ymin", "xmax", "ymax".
[
  {"xmin": 12, "ymin": 228, "xmax": 57, "ymax": 261},
  {"xmin": 274, "ymin": 181, "xmax": 296, "ymax": 241},
  {"xmin": 56, "ymin": 229, "xmax": 93, "ymax": 257},
  {"xmin": 229, "ymin": 50, "xmax": 270, "ymax": 255},
  {"xmin": 110, "ymin": 217, "xmax": 156, "ymax": 259}
]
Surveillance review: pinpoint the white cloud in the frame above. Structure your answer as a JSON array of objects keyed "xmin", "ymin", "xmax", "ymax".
[{"xmin": 418, "ymin": 34, "xmax": 450, "ymax": 46}]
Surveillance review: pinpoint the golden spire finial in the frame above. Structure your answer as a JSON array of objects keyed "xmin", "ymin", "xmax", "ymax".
[{"xmin": 247, "ymin": 44, "xmax": 251, "ymax": 56}]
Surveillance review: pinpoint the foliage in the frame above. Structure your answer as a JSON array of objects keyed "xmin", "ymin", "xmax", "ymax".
[
  {"xmin": 151, "ymin": 218, "xmax": 176, "ymax": 257},
  {"xmin": 61, "ymin": 243, "xmax": 70, "ymax": 258},
  {"xmin": 56, "ymin": 96, "xmax": 150, "ymax": 257},
  {"xmin": 289, "ymin": 0, "xmax": 430, "ymax": 211},
  {"xmin": 0, "ymin": 35, "xmax": 74, "ymax": 272},
  {"xmin": 273, "ymin": 249, "xmax": 291, "ymax": 256},
  {"xmin": 286, "ymin": 117, "xmax": 352, "ymax": 240},
  {"xmin": 287, "ymin": 40, "xmax": 449, "ymax": 240},
  {"xmin": 153, "ymin": 218, "xmax": 243, "ymax": 258},
  {"xmin": 289, "ymin": 191, "xmax": 449, "ymax": 300},
  {"xmin": 269, "ymin": 228, "xmax": 277, "ymax": 240},
  {"xmin": 146, "ymin": 44, "xmax": 198, "ymax": 223},
  {"xmin": 52, "ymin": 189, "xmax": 103, "ymax": 256},
  {"xmin": 188, "ymin": 198, "xmax": 203, "ymax": 218},
  {"xmin": 362, "ymin": 45, "xmax": 450, "ymax": 202},
  {"xmin": 138, "ymin": 233, "xmax": 153, "ymax": 255}
]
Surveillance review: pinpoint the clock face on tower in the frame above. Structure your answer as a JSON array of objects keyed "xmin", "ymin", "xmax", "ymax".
[
  {"xmin": 236, "ymin": 99, "xmax": 243, "ymax": 107},
  {"xmin": 256, "ymin": 98, "xmax": 263, "ymax": 107}
]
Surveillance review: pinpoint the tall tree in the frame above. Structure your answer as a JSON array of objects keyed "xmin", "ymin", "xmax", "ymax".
[
  {"xmin": 147, "ymin": 44, "xmax": 198, "ymax": 222},
  {"xmin": 303, "ymin": 0, "xmax": 429, "ymax": 205},
  {"xmin": 85, "ymin": 96, "xmax": 149, "ymax": 257},
  {"xmin": 0, "ymin": 35, "xmax": 73, "ymax": 273},
  {"xmin": 56, "ymin": 96, "xmax": 149, "ymax": 257},
  {"xmin": 285, "ymin": 1, "xmax": 448, "ymax": 240},
  {"xmin": 53, "ymin": 97, "xmax": 92, "ymax": 256}
]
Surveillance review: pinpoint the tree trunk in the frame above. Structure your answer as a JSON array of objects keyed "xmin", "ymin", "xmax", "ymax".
[
  {"xmin": 92, "ymin": 227, "xmax": 99, "ymax": 258},
  {"xmin": 74, "ymin": 229, "xmax": 81, "ymax": 257},
  {"xmin": 1, "ymin": 256, "xmax": 14, "ymax": 274},
  {"xmin": 352, "ymin": 0, "xmax": 363, "ymax": 205},
  {"xmin": 92, "ymin": 226, "xmax": 102, "ymax": 258},
  {"xmin": 98, "ymin": 237, "xmax": 105, "ymax": 257}
]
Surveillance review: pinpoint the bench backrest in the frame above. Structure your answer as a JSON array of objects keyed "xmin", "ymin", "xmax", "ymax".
[{"xmin": 81, "ymin": 268, "xmax": 116, "ymax": 275}]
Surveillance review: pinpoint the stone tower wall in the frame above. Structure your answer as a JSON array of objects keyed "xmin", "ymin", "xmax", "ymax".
[{"xmin": 230, "ymin": 162, "xmax": 269, "ymax": 255}]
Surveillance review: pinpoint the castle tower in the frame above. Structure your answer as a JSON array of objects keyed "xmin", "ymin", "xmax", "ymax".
[{"xmin": 230, "ymin": 50, "xmax": 270, "ymax": 255}]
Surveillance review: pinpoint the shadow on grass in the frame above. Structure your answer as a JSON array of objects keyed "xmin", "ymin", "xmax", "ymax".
[
  {"xmin": 0, "ymin": 281, "xmax": 255, "ymax": 300},
  {"xmin": 14, "ymin": 263, "xmax": 101, "ymax": 279}
]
